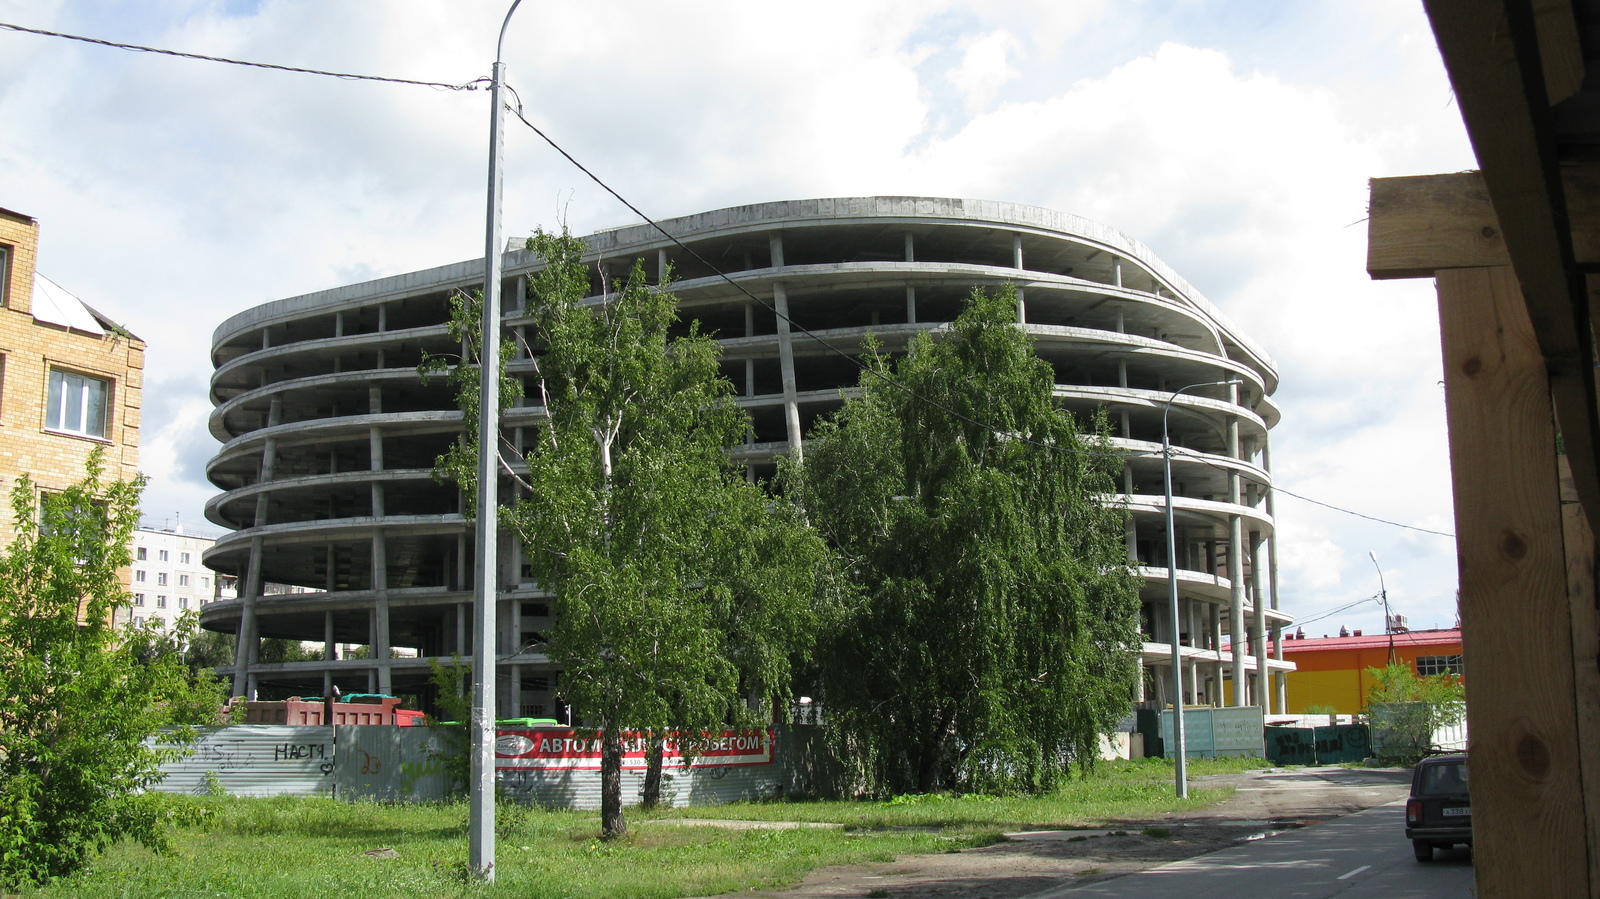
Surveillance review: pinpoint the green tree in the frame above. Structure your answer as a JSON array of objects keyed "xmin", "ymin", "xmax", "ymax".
[
  {"xmin": 1365, "ymin": 661, "xmax": 1466, "ymax": 762},
  {"xmin": 789, "ymin": 285, "xmax": 1142, "ymax": 795},
  {"xmin": 0, "ymin": 451, "xmax": 228, "ymax": 887},
  {"xmin": 435, "ymin": 229, "xmax": 824, "ymax": 839}
]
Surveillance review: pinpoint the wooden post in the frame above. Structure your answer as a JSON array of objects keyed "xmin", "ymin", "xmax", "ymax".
[{"xmin": 1436, "ymin": 266, "xmax": 1589, "ymax": 896}]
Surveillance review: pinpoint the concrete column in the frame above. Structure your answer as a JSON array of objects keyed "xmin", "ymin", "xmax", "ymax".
[
  {"xmin": 1120, "ymin": 410, "xmax": 1131, "ymax": 439},
  {"xmin": 324, "ymin": 611, "xmax": 336, "ymax": 661},
  {"xmin": 511, "ymin": 664, "xmax": 522, "ymax": 717},
  {"xmin": 1112, "ymin": 256, "xmax": 1123, "ymax": 288},
  {"xmin": 373, "ymin": 528, "xmax": 391, "ymax": 695},
  {"xmin": 335, "ymin": 312, "xmax": 344, "ymax": 338},
  {"xmin": 1115, "ymin": 304, "xmax": 1125, "ymax": 332},
  {"xmin": 1118, "ymin": 360, "xmax": 1128, "ymax": 389},
  {"xmin": 369, "ymin": 386, "xmax": 382, "ymax": 414},
  {"xmin": 773, "ymin": 281, "xmax": 803, "ymax": 461},
  {"xmin": 377, "ymin": 302, "xmax": 387, "ymax": 333},
  {"xmin": 904, "ymin": 232, "xmax": 915, "ymax": 263},
  {"xmin": 1250, "ymin": 528, "xmax": 1269, "ymax": 713},
  {"xmin": 370, "ymin": 427, "xmax": 385, "ymax": 518},
  {"xmin": 231, "ymin": 534, "xmax": 265, "ymax": 698},
  {"xmin": 456, "ymin": 600, "xmax": 466, "ymax": 657},
  {"xmin": 1210, "ymin": 602, "xmax": 1225, "ymax": 707},
  {"xmin": 325, "ymin": 544, "xmax": 335, "ymax": 593},
  {"xmin": 1121, "ymin": 463, "xmax": 1137, "ymax": 561},
  {"xmin": 1226, "ymin": 383, "xmax": 1246, "ymax": 705},
  {"xmin": 1012, "ymin": 234, "xmax": 1023, "ymax": 270},
  {"xmin": 906, "ymin": 286, "xmax": 917, "ymax": 324},
  {"xmin": 657, "ymin": 249, "xmax": 668, "ymax": 283}
]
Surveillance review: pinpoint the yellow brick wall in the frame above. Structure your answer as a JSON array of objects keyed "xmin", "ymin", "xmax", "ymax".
[{"xmin": 0, "ymin": 209, "xmax": 144, "ymax": 547}]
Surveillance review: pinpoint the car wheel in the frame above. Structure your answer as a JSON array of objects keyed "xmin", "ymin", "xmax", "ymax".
[{"xmin": 1413, "ymin": 840, "xmax": 1433, "ymax": 862}]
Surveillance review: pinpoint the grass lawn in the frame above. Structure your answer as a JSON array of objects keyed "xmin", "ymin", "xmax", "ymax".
[{"xmin": 22, "ymin": 757, "xmax": 1265, "ymax": 899}]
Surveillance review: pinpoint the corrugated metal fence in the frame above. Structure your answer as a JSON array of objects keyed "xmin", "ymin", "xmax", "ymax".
[
  {"xmin": 155, "ymin": 724, "xmax": 815, "ymax": 808},
  {"xmin": 152, "ymin": 725, "xmax": 335, "ymax": 797},
  {"xmin": 1158, "ymin": 706, "xmax": 1266, "ymax": 758}
]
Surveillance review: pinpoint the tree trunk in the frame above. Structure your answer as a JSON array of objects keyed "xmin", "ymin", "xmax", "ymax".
[
  {"xmin": 640, "ymin": 730, "xmax": 665, "ymax": 810},
  {"xmin": 601, "ymin": 723, "xmax": 627, "ymax": 839}
]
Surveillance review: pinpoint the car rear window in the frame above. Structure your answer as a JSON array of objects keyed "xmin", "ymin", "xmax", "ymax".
[{"xmin": 1420, "ymin": 761, "xmax": 1470, "ymax": 795}]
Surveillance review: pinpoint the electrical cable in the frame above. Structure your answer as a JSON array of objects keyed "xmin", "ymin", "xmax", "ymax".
[
  {"xmin": 1164, "ymin": 446, "xmax": 1454, "ymax": 538},
  {"xmin": 0, "ymin": 23, "xmax": 1442, "ymax": 545},
  {"xmin": 0, "ymin": 21, "xmax": 487, "ymax": 91}
]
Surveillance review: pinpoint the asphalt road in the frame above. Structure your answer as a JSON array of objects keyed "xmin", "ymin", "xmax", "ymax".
[{"xmin": 1027, "ymin": 801, "xmax": 1475, "ymax": 898}]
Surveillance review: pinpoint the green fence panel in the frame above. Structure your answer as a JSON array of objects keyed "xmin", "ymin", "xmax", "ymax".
[
  {"xmin": 1265, "ymin": 726, "xmax": 1316, "ymax": 765},
  {"xmin": 1313, "ymin": 724, "xmax": 1372, "ymax": 764}
]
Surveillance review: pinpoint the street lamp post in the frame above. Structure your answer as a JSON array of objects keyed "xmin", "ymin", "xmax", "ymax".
[
  {"xmin": 470, "ymin": 0, "xmax": 523, "ymax": 883},
  {"xmin": 1162, "ymin": 378, "xmax": 1240, "ymax": 798}
]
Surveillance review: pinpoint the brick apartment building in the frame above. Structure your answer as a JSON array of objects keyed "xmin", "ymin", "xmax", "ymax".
[{"xmin": 0, "ymin": 207, "xmax": 144, "ymax": 613}]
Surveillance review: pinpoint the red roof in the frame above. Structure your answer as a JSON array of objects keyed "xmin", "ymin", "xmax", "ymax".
[{"xmin": 1224, "ymin": 628, "xmax": 1462, "ymax": 654}]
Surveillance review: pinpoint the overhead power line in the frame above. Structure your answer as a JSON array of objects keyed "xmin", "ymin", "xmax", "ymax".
[{"xmin": 0, "ymin": 21, "xmax": 487, "ymax": 91}]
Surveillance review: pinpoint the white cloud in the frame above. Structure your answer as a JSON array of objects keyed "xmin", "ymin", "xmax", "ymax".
[
  {"xmin": 947, "ymin": 30, "xmax": 1024, "ymax": 114},
  {"xmin": 0, "ymin": 1, "xmax": 1475, "ymax": 637}
]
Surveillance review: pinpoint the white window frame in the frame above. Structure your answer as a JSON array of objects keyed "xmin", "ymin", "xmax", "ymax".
[
  {"xmin": 155, "ymin": 595, "xmax": 166, "ymax": 608},
  {"xmin": 133, "ymin": 593, "xmax": 144, "ymax": 607},
  {"xmin": 45, "ymin": 368, "xmax": 110, "ymax": 440},
  {"xmin": 178, "ymin": 574, "xmax": 189, "ymax": 587}
]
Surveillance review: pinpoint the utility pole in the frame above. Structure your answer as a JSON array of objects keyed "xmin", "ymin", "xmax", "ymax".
[
  {"xmin": 1370, "ymin": 550, "xmax": 1395, "ymax": 665},
  {"xmin": 470, "ymin": 0, "xmax": 523, "ymax": 883},
  {"xmin": 1162, "ymin": 378, "xmax": 1240, "ymax": 798}
]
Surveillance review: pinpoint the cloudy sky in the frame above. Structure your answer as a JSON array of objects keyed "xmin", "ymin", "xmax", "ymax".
[{"xmin": 0, "ymin": 0, "xmax": 1474, "ymax": 636}]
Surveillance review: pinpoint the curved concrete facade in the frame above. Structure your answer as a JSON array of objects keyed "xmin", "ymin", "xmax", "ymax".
[{"xmin": 204, "ymin": 196, "xmax": 1292, "ymax": 714}]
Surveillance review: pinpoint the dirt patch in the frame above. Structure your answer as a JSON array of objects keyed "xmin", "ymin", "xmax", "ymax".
[{"xmin": 708, "ymin": 766, "xmax": 1411, "ymax": 899}]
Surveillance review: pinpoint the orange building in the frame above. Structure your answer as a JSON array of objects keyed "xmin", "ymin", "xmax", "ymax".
[{"xmin": 1277, "ymin": 628, "xmax": 1463, "ymax": 715}]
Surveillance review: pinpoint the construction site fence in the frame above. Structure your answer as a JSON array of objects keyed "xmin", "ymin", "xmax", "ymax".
[
  {"xmin": 1264, "ymin": 724, "xmax": 1372, "ymax": 765},
  {"xmin": 149, "ymin": 723, "xmax": 838, "ymax": 807}
]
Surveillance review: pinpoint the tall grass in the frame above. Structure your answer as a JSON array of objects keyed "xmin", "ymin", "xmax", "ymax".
[{"xmin": 22, "ymin": 756, "xmax": 1263, "ymax": 899}]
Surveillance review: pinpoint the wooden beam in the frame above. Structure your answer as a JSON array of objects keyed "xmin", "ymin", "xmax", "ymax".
[
  {"xmin": 1560, "ymin": 455, "xmax": 1600, "ymax": 891},
  {"xmin": 1437, "ymin": 265, "xmax": 1589, "ymax": 897},
  {"xmin": 1534, "ymin": 0, "xmax": 1585, "ymax": 105},
  {"xmin": 1369, "ymin": 167, "xmax": 1600, "ymax": 278},
  {"xmin": 1424, "ymin": 0, "xmax": 1600, "ymax": 546},
  {"xmin": 1368, "ymin": 174, "xmax": 1508, "ymax": 278}
]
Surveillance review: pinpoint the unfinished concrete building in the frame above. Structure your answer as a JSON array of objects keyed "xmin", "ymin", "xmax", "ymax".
[{"xmin": 203, "ymin": 197, "xmax": 1291, "ymax": 712}]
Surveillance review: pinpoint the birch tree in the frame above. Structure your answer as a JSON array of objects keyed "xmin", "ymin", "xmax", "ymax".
[
  {"xmin": 790, "ymin": 286, "xmax": 1142, "ymax": 795},
  {"xmin": 438, "ymin": 229, "xmax": 824, "ymax": 838}
]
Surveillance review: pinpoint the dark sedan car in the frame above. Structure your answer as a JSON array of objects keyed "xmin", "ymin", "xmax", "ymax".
[{"xmin": 1407, "ymin": 752, "xmax": 1471, "ymax": 861}]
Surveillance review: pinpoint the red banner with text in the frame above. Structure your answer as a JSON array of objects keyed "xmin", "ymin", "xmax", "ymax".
[{"xmin": 495, "ymin": 728, "xmax": 774, "ymax": 770}]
